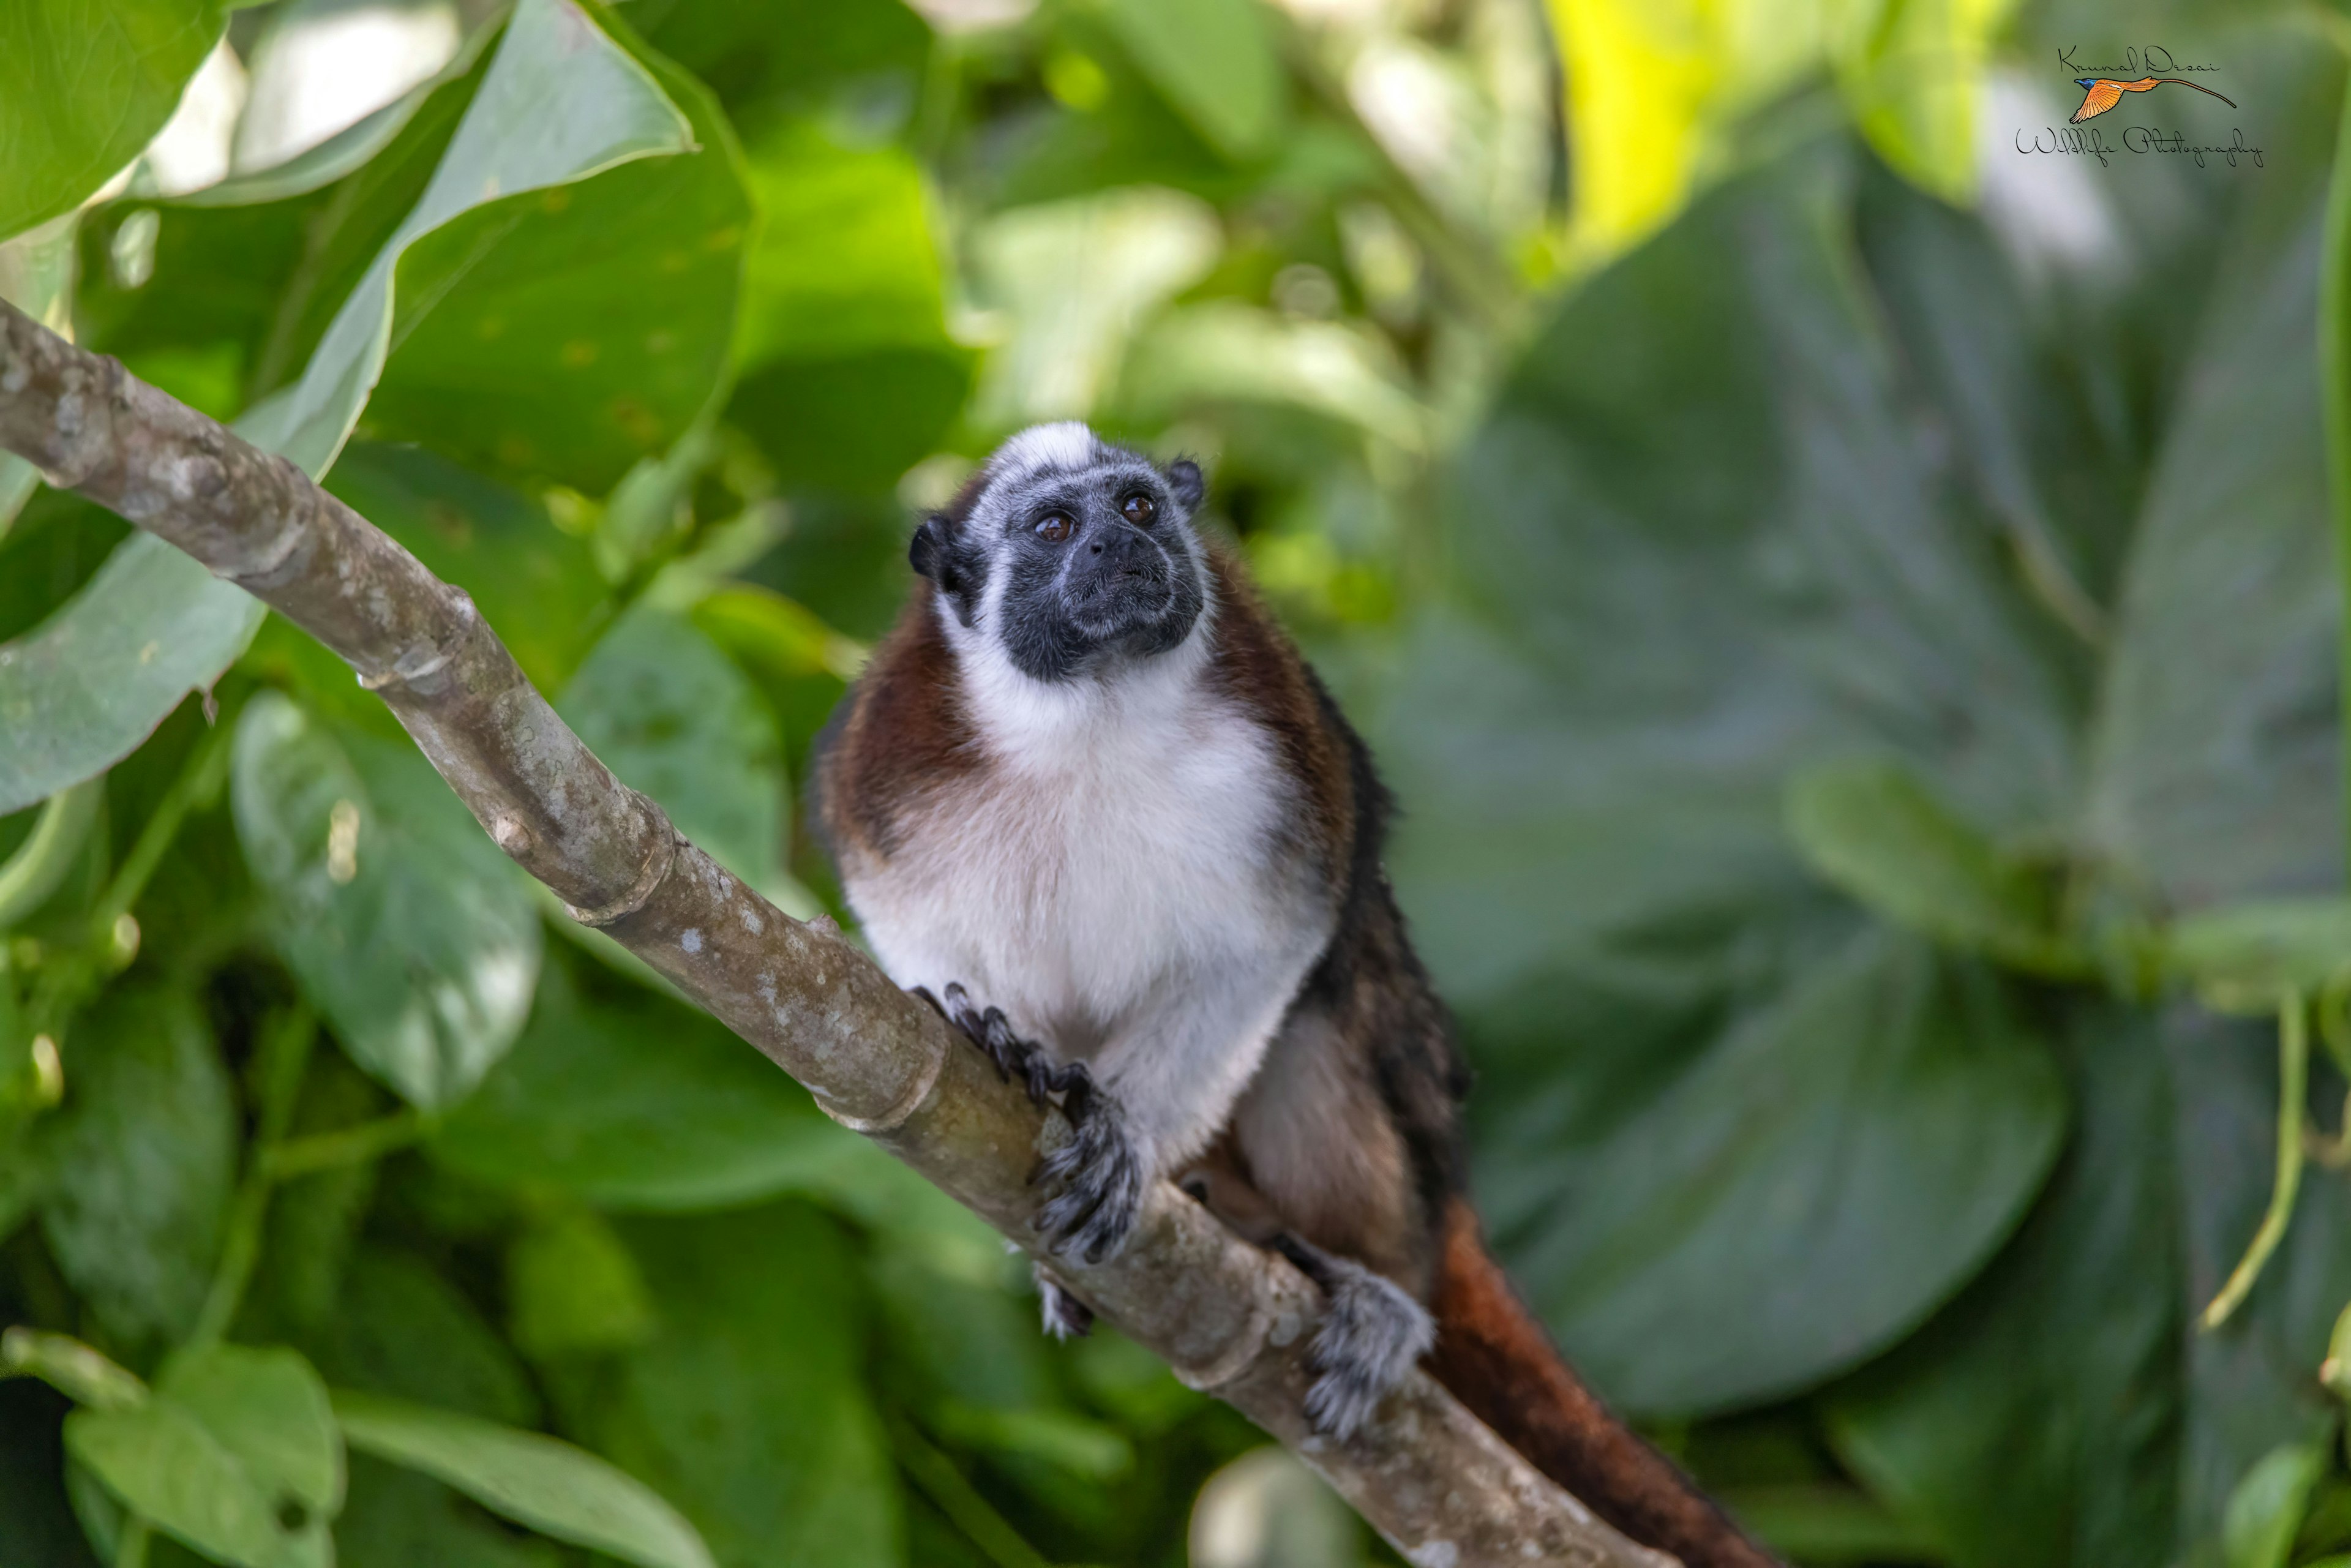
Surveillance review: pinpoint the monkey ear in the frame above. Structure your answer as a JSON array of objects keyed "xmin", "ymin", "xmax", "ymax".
[
  {"xmin": 1167, "ymin": 459, "xmax": 1204, "ymax": 511},
  {"xmin": 909, "ymin": 517, "xmax": 948, "ymax": 582}
]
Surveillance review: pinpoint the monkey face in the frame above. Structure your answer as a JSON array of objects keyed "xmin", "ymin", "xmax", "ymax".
[{"xmin": 909, "ymin": 424, "xmax": 1209, "ymax": 683}]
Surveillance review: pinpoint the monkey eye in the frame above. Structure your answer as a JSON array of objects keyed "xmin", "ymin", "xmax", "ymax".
[
  {"xmin": 1120, "ymin": 492, "xmax": 1156, "ymax": 525},
  {"xmin": 1034, "ymin": 511, "xmax": 1074, "ymax": 542}
]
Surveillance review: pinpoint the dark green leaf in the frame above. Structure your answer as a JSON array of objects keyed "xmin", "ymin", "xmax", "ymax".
[
  {"xmin": 159, "ymin": 1345, "xmax": 344, "ymax": 1520},
  {"xmin": 1786, "ymin": 758, "xmax": 2080, "ymax": 974},
  {"xmin": 1101, "ymin": 0, "xmax": 1283, "ymax": 162},
  {"xmin": 1482, "ymin": 928, "xmax": 2064, "ymax": 1414},
  {"xmin": 323, "ymin": 443, "xmax": 608, "ymax": 692},
  {"xmin": 557, "ymin": 1204, "xmax": 902, "ymax": 1567},
  {"xmin": 505, "ymin": 1205, "xmax": 657, "ymax": 1360},
  {"xmin": 300, "ymin": 1247, "xmax": 538, "ymax": 1428},
  {"xmin": 1825, "ymin": 1002, "xmax": 2181, "ymax": 1568},
  {"xmin": 36, "ymin": 985, "xmax": 234, "ymax": 1347},
  {"xmin": 231, "ymin": 692, "xmax": 541, "ymax": 1109},
  {"xmin": 333, "ymin": 1389, "xmax": 714, "ymax": 1568},
  {"xmin": 334, "ymin": 1457, "xmax": 563, "ymax": 1568},
  {"xmin": 0, "ymin": 1, "xmax": 225, "ymax": 239},
  {"xmin": 558, "ymin": 606, "xmax": 793, "ymax": 903},
  {"xmin": 430, "ymin": 955, "xmax": 837, "ymax": 1211}
]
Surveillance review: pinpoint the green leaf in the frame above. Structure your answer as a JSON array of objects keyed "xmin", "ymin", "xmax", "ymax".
[
  {"xmin": 322, "ymin": 443, "xmax": 609, "ymax": 692},
  {"xmin": 0, "ymin": 0, "xmax": 226, "ymax": 240},
  {"xmin": 160, "ymin": 1345, "xmax": 344, "ymax": 1521},
  {"xmin": 2166, "ymin": 898, "xmax": 2351, "ymax": 1014},
  {"xmin": 335, "ymin": 1457, "xmax": 564, "ymax": 1568},
  {"xmin": 231, "ymin": 692, "xmax": 541, "ymax": 1109},
  {"xmin": 332, "ymin": 1389, "xmax": 714, "ymax": 1568},
  {"xmin": 1831, "ymin": 0, "xmax": 2007, "ymax": 206},
  {"xmin": 2223, "ymin": 1443, "xmax": 2326, "ymax": 1568},
  {"xmin": 301, "ymin": 1247, "xmax": 538, "ymax": 1428},
  {"xmin": 68, "ymin": 1343, "xmax": 342, "ymax": 1568},
  {"xmin": 430, "ymin": 954, "xmax": 836, "ymax": 1210},
  {"xmin": 556, "ymin": 1205, "xmax": 902, "ymax": 1567},
  {"xmin": 361, "ymin": 26, "xmax": 751, "ymax": 491},
  {"xmin": 0, "ymin": 536, "xmax": 263, "ymax": 816},
  {"xmin": 35, "ymin": 985, "xmax": 234, "ymax": 1348},
  {"xmin": 242, "ymin": 0, "xmax": 694, "ymax": 479},
  {"xmin": 1785, "ymin": 758, "xmax": 2080, "ymax": 975},
  {"xmin": 1824, "ymin": 1002, "xmax": 2181, "ymax": 1568},
  {"xmin": 505, "ymin": 1205, "xmax": 657, "ymax": 1360},
  {"xmin": 1100, "ymin": 0, "xmax": 1284, "ymax": 162},
  {"xmin": 1484, "ymin": 928, "xmax": 2065, "ymax": 1414},
  {"xmin": 558, "ymin": 606, "xmax": 792, "ymax": 902}
]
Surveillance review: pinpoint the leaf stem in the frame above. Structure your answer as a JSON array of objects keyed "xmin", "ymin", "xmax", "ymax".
[
  {"xmin": 2323, "ymin": 71, "xmax": 2351, "ymax": 885},
  {"xmin": 91, "ymin": 718, "xmax": 232, "ymax": 935},
  {"xmin": 189, "ymin": 1007, "xmax": 318, "ymax": 1349},
  {"xmin": 0, "ymin": 778, "xmax": 104, "ymax": 930},
  {"xmin": 884, "ymin": 1411, "xmax": 1054, "ymax": 1568},
  {"xmin": 2202, "ymin": 992, "xmax": 2311, "ymax": 1330},
  {"xmin": 262, "ymin": 1109, "xmax": 428, "ymax": 1180}
]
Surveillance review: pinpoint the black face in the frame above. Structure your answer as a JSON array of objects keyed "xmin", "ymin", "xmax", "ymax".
[{"xmin": 910, "ymin": 453, "xmax": 1208, "ymax": 683}]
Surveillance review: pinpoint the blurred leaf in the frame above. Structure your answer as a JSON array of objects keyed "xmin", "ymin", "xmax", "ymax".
[
  {"xmin": 730, "ymin": 347, "xmax": 972, "ymax": 495},
  {"xmin": 0, "ymin": 536, "xmax": 263, "ymax": 816},
  {"xmin": 68, "ymin": 1344, "xmax": 341, "ymax": 1568},
  {"xmin": 0, "ymin": 211, "xmax": 80, "ymax": 531},
  {"xmin": 1122, "ymin": 302, "xmax": 1425, "ymax": 450},
  {"xmin": 1100, "ymin": 0, "xmax": 1284, "ymax": 162},
  {"xmin": 232, "ymin": 692, "xmax": 541, "ymax": 1109},
  {"xmin": 324, "ymin": 442, "xmax": 609, "ymax": 691},
  {"xmin": 2223, "ymin": 1442, "xmax": 2325, "ymax": 1568},
  {"xmin": 931, "ymin": 1405, "xmax": 1133, "ymax": 1482},
  {"xmin": 506, "ymin": 1205, "xmax": 657, "ymax": 1360},
  {"xmin": 1188, "ymin": 1447, "xmax": 1358, "ymax": 1568},
  {"xmin": 1826, "ymin": 1003, "xmax": 2181, "ymax": 1568},
  {"xmin": 558, "ymin": 605, "xmax": 795, "ymax": 904},
  {"xmin": 333, "ymin": 1389, "xmax": 715, "ymax": 1568},
  {"xmin": 561, "ymin": 1204, "xmax": 902, "ymax": 1567},
  {"xmin": 0, "ymin": 1379, "xmax": 101, "ymax": 1568},
  {"xmin": 430, "ymin": 955, "xmax": 838, "ymax": 1211},
  {"xmin": 0, "ymin": 0, "xmax": 226, "ymax": 240},
  {"xmin": 334, "ymin": 1457, "xmax": 563, "ymax": 1568},
  {"xmin": 1832, "ymin": 0, "xmax": 2012, "ymax": 205},
  {"xmin": 242, "ymin": 0, "xmax": 693, "ymax": 479},
  {"xmin": 36, "ymin": 985, "xmax": 234, "ymax": 1348},
  {"xmin": 160, "ymin": 1345, "xmax": 344, "ymax": 1520},
  {"xmin": 301, "ymin": 1248, "xmax": 539, "ymax": 1428},
  {"xmin": 2166, "ymin": 898, "xmax": 2351, "ymax": 1014},
  {"xmin": 630, "ymin": 0, "xmax": 929, "ymax": 135},
  {"xmin": 362, "ymin": 25, "xmax": 751, "ymax": 490},
  {"xmin": 1786, "ymin": 758, "xmax": 2079, "ymax": 975},
  {"xmin": 734, "ymin": 121, "xmax": 949, "ymax": 369},
  {"xmin": 1490, "ymin": 928, "xmax": 2065, "ymax": 1414}
]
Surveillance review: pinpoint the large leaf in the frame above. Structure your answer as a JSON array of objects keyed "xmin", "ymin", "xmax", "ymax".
[
  {"xmin": 555, "ymin": 1204, "xmax": 904, "ymax": 1567},
  {"xmin": 34, "ymin": 985, "xmax": 234, "ymax": 1348},
  {"xmin": 1823, "ymin": 1003, "xmax": 2181, "ymax": 1568},
  {"xmin": 558, "ymin": 605, "xmax": 792, "ymax": 902},
  {"xmin": 0, "ymin": 0, "xmax": 699, "ymax": 814},
  {"xmin": 298, "ymin": 1247, "xmax": 540, "ymax": 1429},
  {"xmin": 1480, "ymin": 928, "xmax": 2066, "ymax": 1414},
  {"xmin": 334, "ymin": 1458, "xmax": 563, "ymax": 1568},
  {"xmin": 0, "ymin": 0, "xmax": 225, "ymax": 241},
  {"xmin": 1101, "ymin": 0, "xmax": 1284, "ymax": 162},
  {"xmin": 430, "ymin": 955, "xmax": 838, "ymax": 1210},
  {"xmin": 231, "ymin": 692, "xmax": 541, "ymax": 1109},
  {"xmin": 333, "ymin": 1390, "xmax": 714, "ymax": 1568},
  {"xmin": 67, "ymin": 1345, "xmax": 342, "ymax": 1568}
]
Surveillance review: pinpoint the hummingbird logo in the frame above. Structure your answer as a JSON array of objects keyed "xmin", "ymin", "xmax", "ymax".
[{"xmin": 2069, "ymin": 75, "xmax": 2236, "ymax": 124}]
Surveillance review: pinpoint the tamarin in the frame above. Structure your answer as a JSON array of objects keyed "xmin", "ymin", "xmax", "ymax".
[{"xmin": 813, "ymin": 422, "xmax": 1779, "ymax": 1568}]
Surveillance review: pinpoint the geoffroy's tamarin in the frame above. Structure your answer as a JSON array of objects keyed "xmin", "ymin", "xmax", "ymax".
[{"xmin": 813, "ymin": 423, "xmax": 1779, "ymax": 1567}]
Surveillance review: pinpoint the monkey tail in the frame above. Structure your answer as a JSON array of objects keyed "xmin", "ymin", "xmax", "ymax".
[{"xmin": 1424, "ymin": 1199, "xmax": 1784, "ymax": 1568}]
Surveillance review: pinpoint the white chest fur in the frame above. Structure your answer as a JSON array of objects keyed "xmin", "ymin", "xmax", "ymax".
[{"xmin": 843, "ymin": 610, "xmax": 1334, "ymax": 1161}]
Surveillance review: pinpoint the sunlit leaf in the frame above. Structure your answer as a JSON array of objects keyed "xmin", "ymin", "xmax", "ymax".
[
  {"xmin": 231, "ymin": 692, "xmax": 541, "ymax": 1109},
  {"xmin": 0, "ymin": 0, "xmax": 226, "ymax": 241},
  {"xmin": 333, "ymin": 1389, "xmax": 714, "ymax": 1568},
  {"xmin": 2222, "ymin": 1442, "xmax": 2325, "ymax": 1568},
  {"xmin": 1100, "ymin": 0, "xmax": 1284, "ymax": 162}
]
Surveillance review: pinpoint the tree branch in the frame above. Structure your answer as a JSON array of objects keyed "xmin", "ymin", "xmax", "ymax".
[{"xmin": 0, "ymin": 298, "xmax": 1676, "ymax": 1568}]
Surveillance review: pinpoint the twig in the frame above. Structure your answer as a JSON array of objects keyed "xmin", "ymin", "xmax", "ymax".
[
  {"xmin": 2203, "ymin": 992, "xmax": 2310, "ymax": 1330},
  {"xmin": 0, "ymin": 298, "xmax": 1673, "ymax": 1568}
]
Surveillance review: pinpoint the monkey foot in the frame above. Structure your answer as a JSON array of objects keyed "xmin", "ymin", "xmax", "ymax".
[
  {"xmin": 928, "ymin": 982, "xmax": 1144, "ymax": 1266},
  {"xmin": 1277, "ymin": 1238, "xmax": 1435, "ymax": 1441},
  {"xmin": 1034, "ymin": 1264, "xmax": 1096, "ymax": 1340}
]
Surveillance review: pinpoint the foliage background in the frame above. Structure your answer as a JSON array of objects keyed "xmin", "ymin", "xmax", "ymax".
[{"xmin": 4, "ymin": 0, "xmax": 2350, "ymax": 1564}]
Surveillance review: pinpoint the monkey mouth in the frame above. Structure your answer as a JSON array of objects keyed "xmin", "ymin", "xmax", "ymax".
[{"xmin": 1063, "ymin": 557, "xmax": 1178, "ymax": 640}]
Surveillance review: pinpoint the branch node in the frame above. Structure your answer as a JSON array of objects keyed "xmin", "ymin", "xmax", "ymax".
[
  {"xmin": 561, "ymin": 806, "xmax": 679, "ymax": 926},
  {"xmin": 816, "ymin": 1010, "xmax": 950, "ymax": 1133}
]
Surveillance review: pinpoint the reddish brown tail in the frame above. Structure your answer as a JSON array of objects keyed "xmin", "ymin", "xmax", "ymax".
[{"xmin": 1423, "ymin": 1199, "xmax": 1783, "ymax": 1568}]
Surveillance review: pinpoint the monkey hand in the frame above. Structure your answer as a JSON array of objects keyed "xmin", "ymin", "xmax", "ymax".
[
  {"xmin": 928, "ymin": 983, "xmax": 1146, "ymax": 1265},
  {"xmin": 1278, "ymin": 1241, "xmax": 1436, "ymax": 1441}
]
